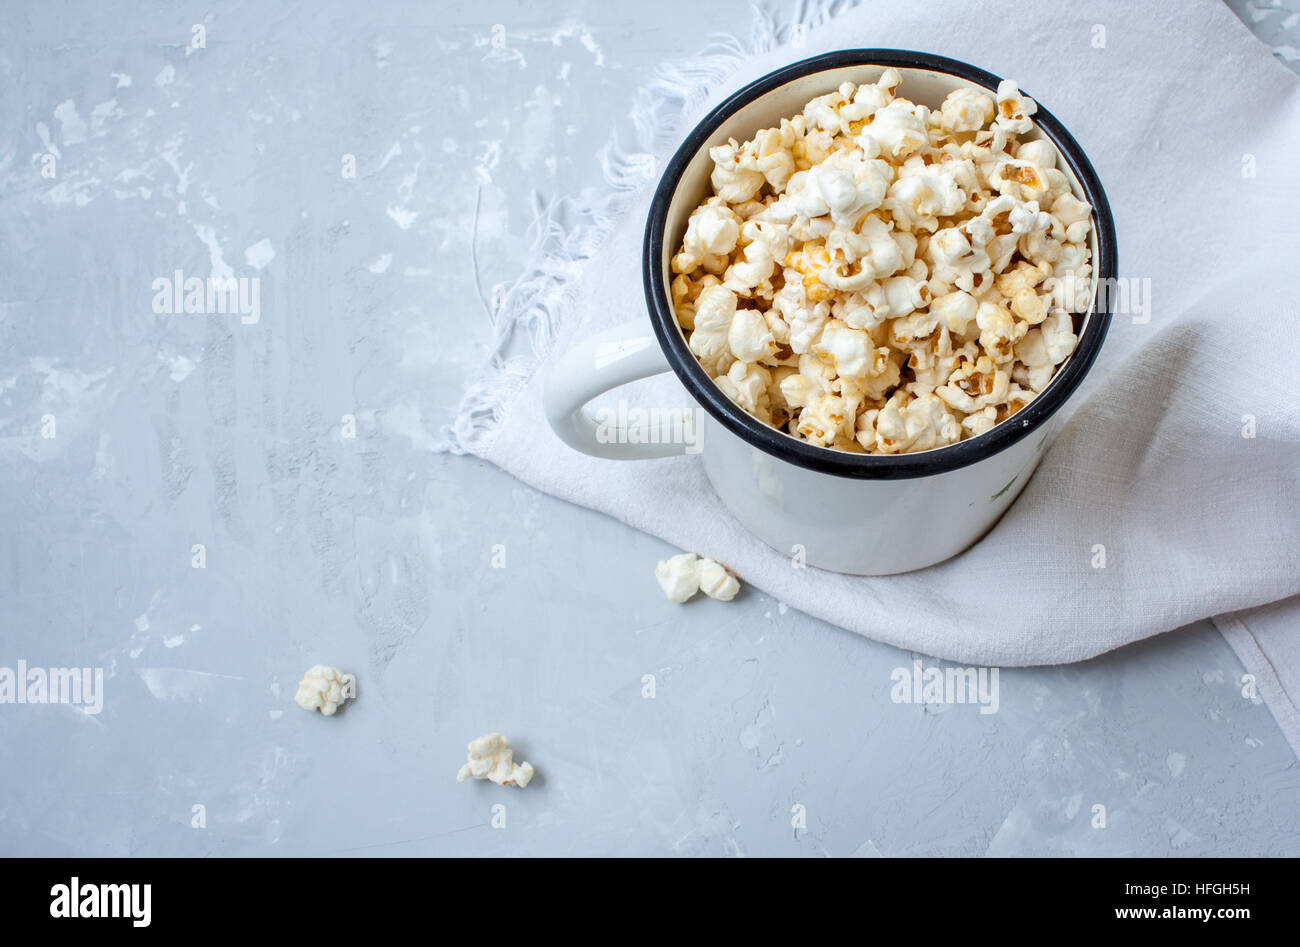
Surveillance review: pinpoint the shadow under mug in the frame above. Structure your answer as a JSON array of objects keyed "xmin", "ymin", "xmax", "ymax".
[{"xmin": 544, "ymin": 49, "xmax": 1117, "ymax": 575}]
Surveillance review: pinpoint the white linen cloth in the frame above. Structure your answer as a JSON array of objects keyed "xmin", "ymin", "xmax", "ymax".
[
  {"xmin": 443, "ymin": 0, "xmax": 1300, "ymax": 749},
  {"xmin": 1215, "ymin": 602, "xmax": 1300, "ymax": 760}
]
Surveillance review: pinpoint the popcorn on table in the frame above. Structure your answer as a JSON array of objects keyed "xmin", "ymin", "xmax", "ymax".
[
  {"xmin": 655, "ymin": 552, "xmax": 741, "ymax": 602},
  {"xmin": 294, "ymin": 665, "xmax": 354, "ymax": 716},
  {"xmin": 670, "ymin": 72, "xmax": 1092, "ymax": 455},
  {"xmin": 456, "ymin": 733, "xmax": 535, "ymax": 789}
]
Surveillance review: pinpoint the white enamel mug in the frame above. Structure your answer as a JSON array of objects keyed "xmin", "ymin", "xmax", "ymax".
[{"xmin": 544, "ymin": 50, "xmax": 1116, "ymax": 575}]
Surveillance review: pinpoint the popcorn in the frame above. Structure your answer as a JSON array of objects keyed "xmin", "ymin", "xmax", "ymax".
[
  {"xmin": 456, "ymin": 733, "xmax": 534, "ymax": 789},
  {"xmin": 1050, "ymin": 193, "xmax": 1094, "ymax": 245},
  {"xmin": 938, "ymin": 87, "xmax": 995, "ymax": 132},
  {"xmin": 1016, "ymin": 138, "xmax": 1058, "ymax": 170},
  {"xmin": 728, "ymin": 307, "xmax": 779, "ymax": 363},
  {"xmin": 813, "ymin": 319, "xmax": 878, "ymax": 380},
  {"xmin": 1050, "ymin": 193, "xmax": 1092, "ymax": 228},
  {"xmin": 654, "ymin": 552, "xmax": 741, "ymax": 603},
  {"xmin": 1009, "ymin": 286, "xmax": 1048, "ymax": 325},
  {"xmin": 860, "ymin": 99, "xmax": 930, "ymax": 160},
  {"xmin": 1008, "ymin": 200, "xmax": 1053, "ymax": 236},
  {"xmin": 798, "ymin": 390, "xmax": 857, "ymax": 446},
  {"xmin": 1000, "ymin": 383, "xmax": 1039, "ymax": 419},
  {"xmin": 890, "ymin": 308, "xmax": 941, "ymax": 348},
  {"xmin": 294, "ymin": 665, "xmax": 354, "ymax": 716},
  {"xmin": 847, "ymin": 351, "xmax": 902, "ymax": 401},
  {"xmin": 1049, "ymin": 242, "xmax": 1094, "ymax": 312},
  {"xmin": 833, "ymin": 215, "xmax": 908, "ymax": 284},
  {"xmin": 714, "ymin": 360, "xmax": 772, "ymax": 417},
  {"xmin": 689, "ymin": 284, "xmax": 739, "ymax": 376},
  {"xmin": 881, "ymin": 274, "xmax": 931, "ymax": 318},
  {"xmin": 996, "ymin": 259, "xmax": 1052, "ymax": 298},
  {"xmin": 994, "ymin": 79, "xmax": 1037, "ymax": 134},
  {"xmin": 724, "ymin": 220, "xmax": 788, "ymax": 296},
  {"xmin": 962, "ymin": 406, "xmax": 998, "ymax": 437},
  {"xmin": 780, "ymin": 356, "xmax": 831, "ymax": 409},
  {"xmin": 1038, "ymin": 308, "xmax": 1079, "ymax": 363},
  {"xmin": 906, "ymin": 328, "xmax": 972, "ymax": 392},
  {"xmin": 1015, "ymin": 309, "xmax": 1077, "ymax": 392},
  {"xmin": 976, "ymin": 300, "xmax": 1025, "ymax": 363},
  {"xmin": 834, "ymin": 284, "xmax": 890, "ymax": 331},
  {"xmin": 773, "ymin": 277, "xmax": 831, "ymax": 353},
  {"xmin": 935, "ymin": 356, "xmax": 1010, "ymax": 413},
  {"xmin": 803, "ymin": 82, "xmax": 855, "ymax": 132},
  {"xmin": 988, "ymin": 159, "xmax": 1051, "ymax": 202},
  {"xmin": 884, "ymin": 158, "xmax": 967, "ymax": 232},
  {"xmin": 749, "ymin": 125, "xmax": 798, "ymax": 190},
  {"xmin": 655, "ymin": 552, "xmax": 700, "ymax": 603},
  {"xmin": 792, "ymin": 149, "xmax": 892, "ymax": 230},
  {"xmin": 783, "ymin": 240, "xmax": 836, "ymax": 302},
  {"xmin": 1064, "ymin": 220, "xmax": 1091, "ymax": 244},
  {"xmin": 926, "ymin": 227, "xmax": 989, "ymax": 293},
  {"xmin": 930, "ymin": 290, "xmax": 979, "ymax": 335},
  {"xmin": 698, "ymin": 558, "xmax": 741, "ymax": 601},
  {"xmin": 672, "ymin": 74, "xmax": 1091, "ymax": 455},
  {"xmin": 675, "ymin": 201, "xmax": 742, "ymax": 275},
  {"xmin": 670, "ymin": 271, "xmax": 719, "ymax": 329},
  {"xmin": 709, "ymin": 141, "xmax": 766, "ymax": 203},
  {"xmin": 860, "ymin": 390, "xmax": 961, "ymax": 453}
]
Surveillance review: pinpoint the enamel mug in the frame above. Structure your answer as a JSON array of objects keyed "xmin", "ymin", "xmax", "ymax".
[{"xmin": 544, "ymin": 49, "xmax": 1116, "ymax": 575}]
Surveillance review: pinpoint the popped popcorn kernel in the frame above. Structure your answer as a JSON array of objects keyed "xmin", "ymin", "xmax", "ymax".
[
  {"xmin": 456, "ymin": 733, "xmax": 534, "ymax": 789},
  {"xmin": 655, "ymin": 552, "xmax": 700, "ymax": 603},
  {"xmin": 698, "ymin": 558, "xmax": 741, "ymax": 601},
  {"xmin": 294, "ymin": 665, "xmax": 354, "ymax": 716}
]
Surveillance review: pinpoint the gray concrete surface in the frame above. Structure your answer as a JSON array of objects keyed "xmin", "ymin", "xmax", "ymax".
[{"xmin": 0, "ymin": 0, "xmax": 1297, "ymax": 856}]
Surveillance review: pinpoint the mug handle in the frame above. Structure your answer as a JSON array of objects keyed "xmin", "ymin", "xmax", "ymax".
[{"xmin": 543, "ymin": 319, "xmax": 690, "ymax": 459}]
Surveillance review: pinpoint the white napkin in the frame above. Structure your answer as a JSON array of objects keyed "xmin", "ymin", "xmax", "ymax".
[
  {"xmin": 443, "ymin": 0, "xmax": 1300, "ymax": 736},
  {"xmin": 1215, "ymin": 600, "xmax": 1300, "ymax": 760}
]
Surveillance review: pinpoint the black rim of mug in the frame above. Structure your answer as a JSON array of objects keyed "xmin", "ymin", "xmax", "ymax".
[{"xmin": 643, "ymin": 48, "xmax": 1118, "ymax": 480}]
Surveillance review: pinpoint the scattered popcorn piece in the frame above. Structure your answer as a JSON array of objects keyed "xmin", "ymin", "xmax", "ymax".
[
  {"xmin": 294, "ymin": 665, "xmax": 354, "ymax": 716},
  {"xmin": 698, "ymin": 558, "xmax": 742, "ymax": 601},
  {"xmin": 671, "ymin": 72, "xmax": 1091, "ymax": 455},
  {"xmin": 654, "ymin": 552, "xmax": 741, "ymax": 603},
  {"xmin": 655, "ymin": 552, "xmax": 700, "ymax": 603},
  {"xmin": 456, "ymin": 733, "xmax": 534, "ymax": 789}
]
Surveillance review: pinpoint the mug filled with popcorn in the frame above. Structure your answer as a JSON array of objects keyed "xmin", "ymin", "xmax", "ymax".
[{"xmin": 544, "ymin": 50, "xmax": 1116, "ymax": 574}]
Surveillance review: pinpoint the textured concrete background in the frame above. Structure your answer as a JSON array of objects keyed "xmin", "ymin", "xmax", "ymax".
[{"xmin": 0, "ymin": 0, "xmax": 1297, "ymax": 856}]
